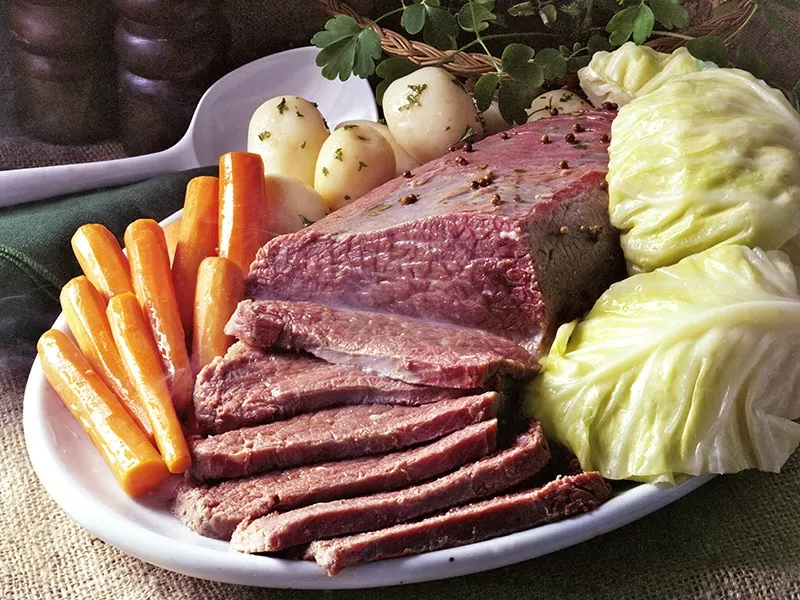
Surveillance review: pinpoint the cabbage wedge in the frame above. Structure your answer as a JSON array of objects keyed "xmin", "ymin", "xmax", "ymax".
[
  {"xmin": 608, "ymin": 68, "xmax": 800, "ymax": 274},
  {"xmin": 528, "ymin": 245, "xmax": 800, "ymax": 484},
  {"xmin": 577, "ymin": 43, "xmax": 710, "ymax": 108}
]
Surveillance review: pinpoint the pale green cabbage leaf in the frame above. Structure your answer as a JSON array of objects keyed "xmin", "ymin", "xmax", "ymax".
[
  {"xmin": 527, "ymin": 245, "xmax": 800, "ymax": 484},
  {"xmin": 608, "ymin": 68, "xmax": 800, "ymax": 274},
  {"xmin": 577, "ymin": 42, "xmax": 711, "ymax": 108}
]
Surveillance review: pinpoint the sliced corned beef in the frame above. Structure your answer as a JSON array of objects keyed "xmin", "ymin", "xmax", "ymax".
[
  {"xmin": 173, "ymin": 419, "xmax": 497, "ymax": 540},
  {"xmin": 188, "ymin": 392, "xmax": 499, "ymax": 482},
  {"xmin": 306, "ymin": 471, "xmax": 612, "ymax": 575},
  {"xmin": 226, "ymin": 300, "xmax": 538, "ymax": 388},
  {"xmin": 230, "ymin": 420, "xmax": 550, "ymax": 553}
]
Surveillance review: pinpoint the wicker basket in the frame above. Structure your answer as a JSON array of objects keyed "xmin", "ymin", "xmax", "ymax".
[{"xmin": 316, "ymin": 0, "xmax": 756, "ymax": 79}]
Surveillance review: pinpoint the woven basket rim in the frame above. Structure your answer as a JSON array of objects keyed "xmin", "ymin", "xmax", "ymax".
[{"xmin": 316, "ymin": 0, "xmax": 756, "ymax": 79}]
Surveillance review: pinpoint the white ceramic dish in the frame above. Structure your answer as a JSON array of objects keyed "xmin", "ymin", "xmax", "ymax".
[
  {"xmin": 23, "ymin": 209, "xmax": 713, "ymax": 589},
  {"xmin": 0, "ymin": 46, "xmax": 378, "ymax": 207}
]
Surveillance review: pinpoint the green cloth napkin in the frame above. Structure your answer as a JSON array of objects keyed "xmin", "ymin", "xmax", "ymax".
[{"xmin": 0, "ymin": 167, "xmax": 217, "ymax": 357}]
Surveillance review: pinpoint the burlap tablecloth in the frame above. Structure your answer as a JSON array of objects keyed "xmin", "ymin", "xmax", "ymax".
[{"xmin": 3, "ymin": 2, "xmax": 800, "ymax": 598}]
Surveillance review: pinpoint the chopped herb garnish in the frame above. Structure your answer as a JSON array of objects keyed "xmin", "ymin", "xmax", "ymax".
[
  {"xmin": 299, "ymin": 215, "xmax": 315, "ymax": 227},
  {"xmin": 321, "ymin": 166, "xmax": 330, "ymax": 176},
  {"xmin": 334, "ymin": 148, "xmax": 344, "ymax": 161},
  {"xmin": 296, "ymin": 110, "xmax": 304, "ymax": 118},
  {"xmin": 367, "ymin": 203, "xmax": 392, "ymax": 216},
  {"xmin": 300, "ymin": 141, "xmax": 307, "ymax": 149},
  {"xmin": 456, "ymin": 126, "xmax": 478, "ymax": 145},
  {"xmin": 356, "ymin": 135, "xmax": 369, "ymax": 141},
  {"xmin": 477, "ymin": 163, "xmax": 488, "ymax": 169},
  {"xmin": 358, "ymin": 161, "xmax": 368, "ymax": 171},
  {"xmin": 514, "ymin": 168, "xmax": 526, "ymax": 173},
  {"xmin": 258, "ymin": 130, "xmax": 271, "ymax": 141},
  {"xmin": 445, "ymin": 126, "xmax": 451, "ymax": 131},
  {"xmin": 574, "ymin": 143, "xmax": 587, "ymax": 150},
  {"xmin": 277, "ymin": 98, "xmax": 288, "ymax": 114},
  {"xmin": 342, "ymin": 124, "xmax": 358, "ymax": 130},
  {"xmin": 344, "ymin": 194, "xmax": 351, "ymax": 200},
  {"xmin": 398, "ymin": 83, "xmax": 428, "ymax": 111}
]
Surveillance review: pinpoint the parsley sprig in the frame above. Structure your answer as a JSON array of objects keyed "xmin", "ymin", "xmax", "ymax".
[{"xmin": 312, "ymin": 0, "xmax": 799, "ymax": 123}]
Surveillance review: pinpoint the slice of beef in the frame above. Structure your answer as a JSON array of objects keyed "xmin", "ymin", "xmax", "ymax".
[
  {"xmin": 230, "ymin": 420, "xmax": 550, "ymax": 553},
  {"xmin": 174, "ymin": 419, "xmax": 497, "ymax": 540},
  {"xmin": 194, "ymin": 342, "xmax": 466, "ymax": 434},
  {"xmin": 306, "ymin": 471, "xmax": 612, "ymax": 576},
  {"xmin": 188, "ymin": 392, "xmax": 499, "ymax": 482},
  {"xmin": 246, "ymin": 112, "xmax": 626, "ymax": 355},
  {"xmin": 226, "ymin": 300, "xmax": 539, "ymax": 389}
]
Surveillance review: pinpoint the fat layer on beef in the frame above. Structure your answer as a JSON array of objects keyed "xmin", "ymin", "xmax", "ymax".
[
  {"xmin": 226, "ymin": 300, "xmax": 538, "ymax": 389},
  {"xmin": 173, "ymin": 419, "xmax": 498, "ymax": 540},
  {"xmin": 188, "ymin": 392, "xmax": 499, "ymax": 482},
  {"xmin": 306, "ymin": 471, "xmax": 612, "ymax": 576},
  {"xmin": 230, "ymin": 420, "xmax": 550, "ymax": 553},
  {"xmin": 246, "ymin": 112, "xmax": 626, "ymax": 355},
  {"xmin": 194, "ymin": 342, "xmax": 467, "ymax": 434}
]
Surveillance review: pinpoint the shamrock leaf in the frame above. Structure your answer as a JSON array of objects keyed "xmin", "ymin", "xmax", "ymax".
[
  {"xmin": 606, "ymin": 4, "xmax": 654, "ymax": 46},
  {"xmin": 375, "ymin": 57, "xmax": 419, "ymax": 104},
  {"xmin": 649, "ymin": 0, "xmax": 689, "ymax": 30},
  {"xmin": 474, "ymin": 72, "xmax": 501, "ymax": 112},
  {"xmin": 402, "ymin": 1, "xmax": 459, "ymax": 50},
  {"xmin": 632, "ymin": 4, "xmax": 654, "ymax": 43},
  {"xmin": 499, "ymin": 79, "xmax": 534, "ymax": 125},
  {"xmin": 539, "ymin": 3, "xmax": 558, "ymax": 26},
  {"xmin": 312, "ymin": 15, "xmax": 382, "ymax": 80},
  {"xmin": 457, "ymin": 1, "xmax": 497, "ymax": 32},
  {"xmin": 501, "ymin": 43, "xmax": 543, "ymax": 88},
  {"xmin": 508, "ymin": 1, "xmax": 537, "ymax": 17},
  {"xmin": 534, "ymin": 47, "xmax": 567, "ymax": 80},
  {"xmin": 686, "ymin": 35, "xmax": 729, "ymax": 66}
]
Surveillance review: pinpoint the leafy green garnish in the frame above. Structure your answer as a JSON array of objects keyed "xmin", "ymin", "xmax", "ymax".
[
  {"xmin": 649, "ymin": 0, "xmax": 689, "ymax": 30},
  {"xmin": 606, "ymin": 4, "xmax": 655, "ymax": 46},
  {"xmin": 401, "ymin": 0, "xmax": 459, "ymax": 50},
  {"xmin": 686, "ymin": 35, "xmax": 729, "ymax": 66},
  {"xmin": 376, "ymin": 57, "xmax": 419, "ymax": 105},
  {"xmin": 457, "ymin": 0, "xmax": 497, "ymax": 31},
  {"xmin": 311, "ymin": 15, "xmax": 382, "ymax": 80}
]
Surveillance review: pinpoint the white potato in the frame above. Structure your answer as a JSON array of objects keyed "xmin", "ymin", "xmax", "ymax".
[
  {"xmin": 336, "ymin": 119, "xmax": 420, "ymax": 176},
  {"xmin": 383, "ymin": 67, "xmax": 484, "ymax": 164},
  {"xmin": 314, "ymin": 125, "xmax": 396, "ymax": 211},
  {"xmin": 247, "ymin": 96, "xmax": 329, "ymax": 187},
  {"xmin": 527, "ymin": 89, "xmax": 592, "ymax": 122},
  {"xmin": 264, "ymin": 175, "xmax": 328, "ymax": 236},
  {"xmin": 480, "ymin": 101, "xmax": 512, "ymax": 136}
]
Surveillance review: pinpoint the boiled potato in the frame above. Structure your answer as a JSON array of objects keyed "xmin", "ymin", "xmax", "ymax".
[
  {"xmin": 527, "ymin": 89, "xmax": 592, "ymax": 122},
  {"xmin": 264, "ymin": 175, "xmax": 328, "ymax": 236},
  {"xmin": 314, "ymin": 125, "xmax": 396, "ymax": 211},
  {"xmin": 480, "ymin": 101, "xmax": 512, "ymax": 136},
  {"xmin": 247, "ymin": 96, "xmax": 329, "ymax": 187},
  {"xmin": 383, "ymin": 67, "xmax": 484, "ymax": 164},
  {"xmin": 336, "ymin": 120, "xmax": 420, "ymax": 176}
]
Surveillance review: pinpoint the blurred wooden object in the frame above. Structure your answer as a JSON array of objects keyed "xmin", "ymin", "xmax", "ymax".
[
  {"xmin": 115, "ymin": 0, "xmax": 229, "ymax": 156},
  {"xmin": 8, "ymin": 0, "xmax": 117, "ymax": 144}
]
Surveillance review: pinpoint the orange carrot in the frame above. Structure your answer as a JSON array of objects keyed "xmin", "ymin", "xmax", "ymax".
[
  {"xmin": 191, "ymin": 257, "xmax": 244, "ymax": 374},
  {"xmin": 37, "ymin": 329, "xmax": 169, "ymax": 496},
  {"xmin": 218, "ymin": 151, "xmax": 272, "ymax": 274},
  {"xmin": 124, "ymin": 218, "xmax": 193, "ymax": 417},
  {"xmin": 162, "ymin": 218, "xmax": 182, "ymax": 264},
  {"xmin": 71, "ymin": 224, "xmax": 133, "ymax": 301},
  {"xmin": 60, "ymin": 276, "xmax": 154, "ymax": 442},
  {"xmin": 107, "ymin": 293, "xmax": 191, "ymax": 474},
  {"xmin": 172, "ymin": 176, "xmax": 220, "ymax": 340}
]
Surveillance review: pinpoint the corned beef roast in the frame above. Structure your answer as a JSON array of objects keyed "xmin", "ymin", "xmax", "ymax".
[
  {"xmin": 174, "ymin": 115, "xmax": 620, "ymax": 574},
  {"xmin": 245, "ymin": 110, "xmax": 625, "ymax": 354},
  {"xmin": 194, "ymin": 342, "xmax": 466, "ymax": 434},
  {"xmin": 226, "ymin": 300, "xmax": 539, "ymax": 388}
]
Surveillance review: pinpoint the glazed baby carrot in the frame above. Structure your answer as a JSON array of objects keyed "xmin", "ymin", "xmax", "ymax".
[
  {"xmin": 37, "ymin": 329, "xmax": 169, "ymax": 497},
  {"xmin": 124, "ymin": 218, "xmax": 193, "ymax": 417},
  {"xmin": 218, "ymin": 151, "xmax": 272, "ymax": 274},
  {"xmin": 71, "ymin": 223, "xmax": 133, "ymax": 301},
  {"xmin": 191, "ymin": 257, "xmax": 244, "ymax": 374},
  {"xmin": 107, "ymin": 293, "xmax": 191, "ymax": 474},
  {"xmin": 60, "ymin": 276, "xmax": 154, "ymax": 442},
  {"xmin": 172, "ymin": 176, "xmax": 220, "ymax": 340}
]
